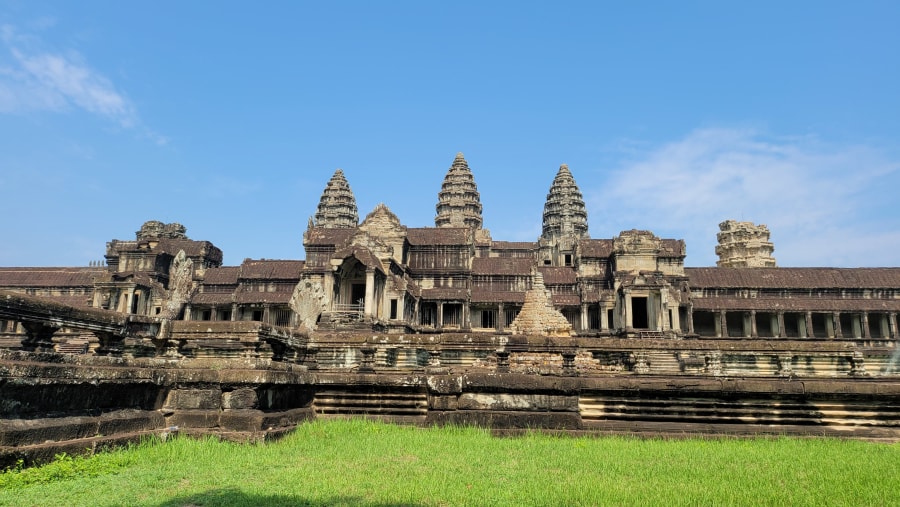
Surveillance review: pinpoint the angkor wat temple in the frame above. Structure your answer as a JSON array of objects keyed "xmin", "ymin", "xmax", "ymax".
[{"xmin": 1, "ymin": 154, "xmax": 898, "ymax": 463}]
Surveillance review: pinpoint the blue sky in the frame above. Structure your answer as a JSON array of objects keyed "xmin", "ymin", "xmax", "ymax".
[{"xmin": 1, "ymin": 1, "xmax": 898, "ymax": 267}]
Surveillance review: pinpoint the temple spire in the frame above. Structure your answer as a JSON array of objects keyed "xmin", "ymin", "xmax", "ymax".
[
  {"xmin": 541, "ymin": 164, "xmax": 589, "ymax": 241},
  {"xmin": 435, "ymin": 152, "xmax": 483, "ymax": 229},
  {"xmin": 314, "ymin": 169, "xmax": 359, "ymax": 228}
]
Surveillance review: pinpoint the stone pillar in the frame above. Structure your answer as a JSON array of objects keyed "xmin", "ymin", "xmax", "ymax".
[
  {"xmin": 826, "ymin": 312, "xmax": 835, "ymax": 338},
  {"xmin": 497, "ymin": 303, "xmax": 505, "ymax": 332},
  {"xmin": 580, "ymin": 303, "xmax": 589, "ymax": 332},
  {"xmin": 750, "ymin": 310, "xmax": 758, "ymax": 338},
  {"xmin": 364, "ymin": 268, "xmax": 375, "ymax": 317},
  {"xmin": 323, "ymin": 271, "xmax": 335, "ymax": 311},
  {"xmin": 212, "ymin": 305, "xmax": 219, "ymax": 321},
  {"xmin": 890, "ymin": 312, "xmax": 898, "ymax": 340},
  {"xmin": 670, "ymin": 306, "xmax": 680, "ymax": 333},
  {"xmin": 436, "ymin": 303, "xmax": 444, "ymax": 330},
  {"xmin": 718, "ymin": 311, "xmax": 727, "ymax": 338},
  {"xmin": 263, "ymin": 304, "xmax": 271, "ymax": 325},
  {"xmin": 805, "ymin": 312, "xmax": 814, "ymax": 338},
  {"xmin": 862, "ymin": 312, "xmax": 871, "ymax": 339},
  {"xmin": 687, "ymin": 304, "xmax": 694, "ymax": 334},
  {"xmin": 600, "ymin": 305, "xmax": 609, "ymax": 331},
  {"xmin": 777, "ymin": 311, "xmax": 786, "ymax": 338},
  {"xmin": 462, "ymin": 302, "xmax": 471, "ymax": 331},
  {"xmin": 231, "ymin": 303, "xmax": 238, "ymax": 321},
  {"xmin": 797, "ymin": 313, "xmax": 808, "ymax": 338},
  {"xmin": 833, "ymin": 312, "xmax": 843, "ymax": 338},
  {"xmin": 183, "ymin": 304, "xmax": 192, "ymax": 321},
  {"xmin": 624, "ymin": 292, "xmax": 634, "ymax": 331}
]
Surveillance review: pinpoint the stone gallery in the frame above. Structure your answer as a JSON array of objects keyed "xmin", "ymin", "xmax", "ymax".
[{"xmin": 1, "ymin": 153, "xmax": 898, "ymax": 464}]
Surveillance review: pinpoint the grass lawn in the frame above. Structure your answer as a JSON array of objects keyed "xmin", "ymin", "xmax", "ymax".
[{"xmin": 1, "ymin": 419, "xmax": 898, "ymax": 506}]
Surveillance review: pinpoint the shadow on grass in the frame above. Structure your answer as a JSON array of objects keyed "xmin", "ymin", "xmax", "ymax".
[{"xmin": 154, "ymin": 487, "xmax": 426, "ymax": 507}]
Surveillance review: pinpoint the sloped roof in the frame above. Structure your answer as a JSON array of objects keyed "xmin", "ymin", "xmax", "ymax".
[
  {"xmin": 686, "ymin": 267, "xmax": 900, "ymax": 289},
  {"xmin": 239, "ymin": 260, "xmax": 305, "ymax": 280},
  {"xmin": 472, "ymin": 258, "xmax": 532, "ymax": 275},
  {"xmin": 420, "ymin": 288, "xmax": 468, "ymax": 300},
  {"xmin": 471, "ymin": 290, "xmax": 526, "ymax": 303},
  {"xmin": 491, "ymin": 241, "xmax": 537, "ymax": 250},
  {"xmin": 0, "ymin": 267, "xmax": 105, "ymax": 287},
  {"xmin": 579, "ymin": 239, "xmax": 614, "ymax": 258},
  {"xmin": 203, "ymin": 266, "xmax": 240, "ymax": 285},
  {"xmin": 406, "ymin": 227, "xmax": 470, "ymax": 246},
  {"xmin": 538, "ymin": 266, "xmax": 577, "ymax": 285},
  {"xmin": 691, "ymin": 296, "xmax": 900, "ymax": 312}
]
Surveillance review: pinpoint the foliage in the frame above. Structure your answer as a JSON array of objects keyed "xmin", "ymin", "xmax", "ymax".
[{"xmin": 1, "ymin": 419, "xmax": 898, "ymax": 506}]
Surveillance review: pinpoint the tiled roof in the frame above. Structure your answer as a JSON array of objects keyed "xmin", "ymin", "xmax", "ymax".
[
  {"xmin": 332, "ymin": 246, "xmax": 384, "ymax": 273},
  {"xmin": 551, "ymin": 294, "xmax": 582, "ymax": 306},
  {"xmin": 471, "ymin": 290, "xmax": 525, "ymax": 303},
  {"xmin": 203, "ymin": 266, "xmax": 240, "ymax": 284},
  {"xmin": 406, "ymin": 227, "xmax": 470, "ymax": 246},
  {"xmin": 304, "ymin": 228, "xmax": 354, "ymax": 246},
  {"xmin": 538, "ymin": 266, "xmax": 577, "ymax": 285},
  {"xmin": 420, "ymin": 288, "xmax": 468, "ymax": 300},
  {"xmin": 0, "ymin": 267, "xmax": 105, "ymax": 287},
  {"xmin": 233, "ymin": 289, "xmax": 294, "ymax": 304},
  {"xmin": 579, "ymin": 239, "xmax": 614, "ymax": 258},
  {"xmin": 686, "ymin": 267, "xmax": 900, "ymax": 289},
  {"xmin": 691, "ymin": 296, "xmax": 900, "ymax": 312},
  {"xmin": 192, "ymin": 292, "xmax": 235, "ymax": 305},
  {"xmin": 472, "ymin": 258, "xmax": 533, "ymax": 275},
  {"xmin": 239, "ymin": 260, "xmax": 304, "ymax": 280},
  {"xmin": 491, "ymin": 241, "xmax": 537, "ymax": 250}
]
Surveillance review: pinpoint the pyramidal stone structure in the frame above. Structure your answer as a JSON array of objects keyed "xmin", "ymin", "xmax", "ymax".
[
  {"xmin": 435, "ymin": 153, "xmax": 483, "ymax": 229},
  {"xmin": 541, "ymin": 164, "xmax": 589, "ymax": 241},
  {"xmin": 508, "ymin": 270, "xmax": 574, "ymax": 337},
  {"xmin": 715, "ymin": 220, "xmax": 776, "ymax": 268},
  {"xmin": 314, "ymin": 169, "xmax": 359, "ymax": 228}
]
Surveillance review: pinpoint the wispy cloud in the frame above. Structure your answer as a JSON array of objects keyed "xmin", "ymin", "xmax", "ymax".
[
  {"xmin": 589, "ymin": 128, "xmax": 900, "ymax": 267},
  {"xmin": 0, "ymin": 23, "xmax": 163, "ymax": 142}
]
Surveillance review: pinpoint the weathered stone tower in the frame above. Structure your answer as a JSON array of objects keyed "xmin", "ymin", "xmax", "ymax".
[
  {"xmin": 539, "ymin": 164, "xmax": 589, "ymax": 266},
  {"xmin": 541, "ymin": 164, "xmax": 589, "ymax": 242},
  {"xmin": 715, "ymin": 220, "xmax": 776, "ymax": 268},
  {"xmin": 314, "ymin": 169, "xmax": 359, "ymax": 228},
  {"xmin": 435, "ymin": 153, "xmax": 483, "ymax": 229}
]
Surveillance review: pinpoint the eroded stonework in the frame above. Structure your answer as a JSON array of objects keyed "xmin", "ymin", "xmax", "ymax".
[
  {"xmin": 715, "ymin": 220, "xmax": 776, "ymax": 268},
  {"xmin": 435, "ymin": 153, "xmax": 483, "ymax": 229},
  {"xmin": 313, "ymin": 169, "xmax": 359, "ymax": 229},
  {"xmin": 508, "ymin": 270, "xmax": 574, "ymax": 337}
]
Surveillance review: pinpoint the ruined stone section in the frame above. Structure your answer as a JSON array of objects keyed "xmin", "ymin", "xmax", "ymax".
[
  {"xmin": 136, "ymin": 220, "xmax": 188, "ymax": 240},
  {"xmin": 435, "ymin": 152, "xmax": 483, "ymax": 229},
  {"xmin": 508, "ymin": 271, "xmax": 574, "ymax": 337},
  {"xmin": 715, "ymin": 220, "xmax": 776, "ymax": 268},
  {"xmin": 314, "ymin": 169, "xmax": 359, "ymax": 229},
  {"xmin": 541, "ymin": 164, "xmax": 589, "ymax": 242}
]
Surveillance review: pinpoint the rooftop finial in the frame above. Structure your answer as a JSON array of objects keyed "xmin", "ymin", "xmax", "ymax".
[
  {"xmin": 435, "ymin": 153, "xmax": 483, "ymax": 229},
  {"xmin": 314, "ymin": 169, "xmax": 359, "ymax": 228},
  {"xmin": 541, "ymin": 164, "xmax": 589, "ymax": 241}
]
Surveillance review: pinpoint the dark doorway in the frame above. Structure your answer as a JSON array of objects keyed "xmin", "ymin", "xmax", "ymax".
[
  {"xmin": 351, "ymin": 283, "xmax": 366, "ymax": 306},
  {"xmin": 632, "ymin": 297, "xmax": 649, "ymax": 329}
]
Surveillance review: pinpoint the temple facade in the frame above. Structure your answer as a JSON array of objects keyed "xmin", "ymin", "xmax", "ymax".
[{"xmin": 1, "ymin": 153, "xmax": 899, "ymax": 347}]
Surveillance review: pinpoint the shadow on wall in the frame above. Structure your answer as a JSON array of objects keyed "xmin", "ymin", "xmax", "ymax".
[{"xmin": 152, "ymin": 488, "xmax": 425, "ymax": 507}]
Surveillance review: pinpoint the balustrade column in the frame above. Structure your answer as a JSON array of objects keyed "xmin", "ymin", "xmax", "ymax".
[
  {"xmin": 687, "ymin": 304, "xmax": 694, "ymax": 334},
  {"xmin": 497, "ymin": 303, "xmax": 505, "ymax": 332},
  {"xmin": 364, "ymin": 268, "xmax": 375, "ymax": 317},
  {"xmin": 805, "ymin": 312, "xmax": 814, "ymax": 339},
  {"xmin": 889, "ymin": 312, "xmax": 898, "ymax": 340},
  {"xmin": 750, "ymin": 310, "xmax": 758, "ymax": 338},
  {"xmin": 718, "ymin": 311, "xmax": 727, "ymax": 338},
  {"xmin": 581, "ymin": 303, "xmax": 589, "ymax": 332},
  {"xmin": 833, "ymin": 312, "xmax": 842, "ymax": 338},
  {"xmin": 624, "ymin": 292, "xmax": 634, "ymax": 331},
  {"xmin": 863, "ymin": 312, "xmax": 871, "ymax": 339},
  {"xmin": 777, "ymin": 311, "xmax": 786, "ymax": 338}
]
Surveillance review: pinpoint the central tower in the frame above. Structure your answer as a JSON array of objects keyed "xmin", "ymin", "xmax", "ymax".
[{"xmin": 435, "ymin": 153, "xmax": 483, "ymax": 229}]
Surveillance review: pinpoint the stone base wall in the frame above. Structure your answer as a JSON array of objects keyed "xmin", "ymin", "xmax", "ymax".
[{"xmin": 3, "ymin": 349, "xmax": 900, "ymax": 468}]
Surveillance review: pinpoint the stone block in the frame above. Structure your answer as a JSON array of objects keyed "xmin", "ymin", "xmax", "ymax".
[
  {"xmin": 457, "ymin": 393, "xmax": 578, "ymax": 412},
  {"xmin": 428, "ymin": 410, "xmax": 581, "ymax": 430},
  {"xmin": 222, "ymin": 389, "xmax": 258, "ymax": 410},
  {"xmin": 428, "ymin": 395, "xmax": 459, "ymax": 411},
  {"xmin": 165, "ymin": 389, "xmax": 222, "ymax": 410},
  {"xmin": 166, "ymin": 410, "xmax": 220, "ymax": 429},
  {"xmin": 0, "ymin": 416, "xmax": 97, "ymax": 447},
  {"xmin": 98, "ymin": 410, "xmax": 165, "ymax": 436}
]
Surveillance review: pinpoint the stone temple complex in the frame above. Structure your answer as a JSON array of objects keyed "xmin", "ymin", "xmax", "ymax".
[{"xmin": 1, "ymin": 153, "xmax": 899, "ymax": 464}]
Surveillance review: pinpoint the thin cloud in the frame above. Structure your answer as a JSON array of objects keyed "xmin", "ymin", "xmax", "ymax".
[
  {"xmin": 589, "ymin": 128, "xmax": 900, "ymax": 267},
  {"xmin": 0, "ymin": 24, "xmax": 138, "ymax": 128}
]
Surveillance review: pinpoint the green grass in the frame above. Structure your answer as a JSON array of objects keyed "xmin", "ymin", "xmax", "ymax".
[{"xmin": 1, "ymin": 419, "xmax": 898, "ymax": 506}]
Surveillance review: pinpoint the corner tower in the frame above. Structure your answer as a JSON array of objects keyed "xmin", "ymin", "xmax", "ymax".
[
  {"xmin": 541, "ymin": 164, "xmax": 589, "ymax": 242},
  {"xmin": 435, "ymin": 153, "xmax": 483, "ymax": 229},
  {"xmin": 314, "ymin": 169, "xmax": 359, "ymax": 228}
]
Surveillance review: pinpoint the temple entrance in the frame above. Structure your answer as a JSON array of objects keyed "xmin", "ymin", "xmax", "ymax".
[
  {"xmin": 632, "ymin": 297, "xmax": 649, "ymax": 329},
  {"xmin": 350, "ymin": 283, "xmax": 366, "ymax": 307}
]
